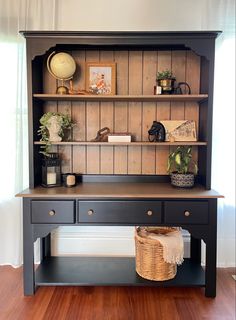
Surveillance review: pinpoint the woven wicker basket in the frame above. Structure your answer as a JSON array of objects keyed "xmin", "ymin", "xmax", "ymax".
[{"xmin": 135, "ymin": 227, "xmax": 178, "ymax": 281}]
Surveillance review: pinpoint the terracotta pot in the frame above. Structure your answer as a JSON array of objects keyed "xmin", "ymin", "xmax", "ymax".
[{"xmin": 170, "ymin": 172, "xmax": 195, "ymax": 188}]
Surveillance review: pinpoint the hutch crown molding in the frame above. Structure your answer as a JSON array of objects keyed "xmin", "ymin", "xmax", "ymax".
[{"xmin": 17, "ymin": 31, "xmax": 222, "ymax": 297}]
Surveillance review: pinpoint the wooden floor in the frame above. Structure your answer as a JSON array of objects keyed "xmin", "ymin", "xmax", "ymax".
[{"xmin": 0, "ymin": 267, "xmax": 235, "ymax": 320}]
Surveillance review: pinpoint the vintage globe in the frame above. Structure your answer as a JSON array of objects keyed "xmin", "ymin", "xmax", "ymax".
[{"xmin": 47, "ymin": 51, "xmax": 76, "ymax": 94}]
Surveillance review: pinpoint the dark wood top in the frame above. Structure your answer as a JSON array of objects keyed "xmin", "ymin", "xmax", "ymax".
[
  {"xmin": 20, "ymin": 31, "xmax": 221, "ymax": 38},
  {"xmin": 20, "ymin": 30, "xmax": 221, "ymax": 62},
  {"xmin": 16, "ymin": 183, "xmax": 223, "ymax": 199}
]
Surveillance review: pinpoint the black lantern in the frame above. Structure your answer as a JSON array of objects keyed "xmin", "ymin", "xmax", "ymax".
[{"xmin": 42, "ymin": 153, "xmax": 61, "ymax": 187}]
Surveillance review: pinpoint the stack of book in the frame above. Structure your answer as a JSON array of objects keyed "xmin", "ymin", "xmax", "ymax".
[{"xmin": 108, "ymin": 133, "xmax": 132, "ymax": 142}]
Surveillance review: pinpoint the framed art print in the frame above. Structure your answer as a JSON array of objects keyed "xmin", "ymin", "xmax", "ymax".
[{"xmin": 86, "ymin": 63, "xmax": 116, "ymax": 95}]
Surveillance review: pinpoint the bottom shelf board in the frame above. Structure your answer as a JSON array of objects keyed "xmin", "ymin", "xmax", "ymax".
[{"xmin": 35, "ymin": 257, "xmax": 205, "ymax": 287}]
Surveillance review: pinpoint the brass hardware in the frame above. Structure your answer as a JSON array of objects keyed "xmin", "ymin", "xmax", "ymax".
[
  {"xmin": 184, "ymin": 210, "xmax": 191, "ymax": 217},
  {"xmin": 88, "ymin": 209, "xmax": 94, "ymax": 216},
  {"xmin": 48, "ymin": 210, "xmax": 56, "ymax": 216},
  {"xmin": 147, "ymin": 210, "xmax": 153, "ymax": 216},
  {"xmin": 157, "ymin": 78, "xmax": 175, "ymax": 93}
]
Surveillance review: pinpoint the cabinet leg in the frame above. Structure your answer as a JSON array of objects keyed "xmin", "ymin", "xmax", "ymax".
[
  {"xmin": 40, "ymin": 234, "xmax": 51, "ymax": 260},
  {"xmin": 190, "ymin": 236, "xmax": 201, "ymax": 263},
  {"xmin": 205, "ymin": 199, "xmax": 217, "ymax": 298},
  {"xmin": 23, "ymin": 199, "xmax": 35, "ymax": 296},
  {"xmin": 205, "ymin": 240, "xmax": 216, "ymax": 297}
]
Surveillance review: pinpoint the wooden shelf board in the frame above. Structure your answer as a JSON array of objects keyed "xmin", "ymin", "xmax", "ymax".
[
  {"xmin": 35, "ymin": 257, "xmax": 205, "ymax": 287},
  {"xmin": 33, "ymin": 94, "xmax": 208, "ymax": 102},
  {"xmin": 17, "ymin": 182, "xmax": 223, "ymax": 199},
  {"xmin": 34, "ymin": 141, "xmax": 207, "ymax": 146}
]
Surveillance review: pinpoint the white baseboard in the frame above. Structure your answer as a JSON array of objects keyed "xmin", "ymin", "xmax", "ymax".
[
  {"xmin": 39, "ymin": 227, "xmax": 235, "ymax": 267},
  {"xmin": 51, "ymin": 226, "xmax": 191, "ymax": 258}
]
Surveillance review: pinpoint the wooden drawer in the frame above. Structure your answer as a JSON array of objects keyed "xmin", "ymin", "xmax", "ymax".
[
  {"xmin": 78, "ymin": 200, "xmax": 162, "ymax": 224},
  {"xmin": 31, "ymin": 200, "xmax": 75, "ymax": 224},
  {"xmin": 164, "ymin": 201, "xmax": 208, "ymax": 224}
]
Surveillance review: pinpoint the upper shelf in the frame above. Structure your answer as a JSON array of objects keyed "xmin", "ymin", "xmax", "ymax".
[{"xmin": 33, "ymin": 94, "xmax": 208, "ymax": 103}]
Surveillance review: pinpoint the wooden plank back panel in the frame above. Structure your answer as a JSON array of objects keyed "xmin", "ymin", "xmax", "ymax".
[
  {"xmin": 58, "ymin": 101, "xmax": 72, "ymax": 173},
  {"xmin": 100, "ymin": 51, "xmax": 114, "ymax": 174},
  {"xmin": 85, "ymin": 51, "xmax": 100, "ymax": 174},
  {"xmin": 142, "ymin": 51, "xmax": 157, "ymax": 174},
  {"xmin": 128, "ymin": 51, "xmax": 142, "ymax": 174},
  {"xmin": 72, "ymin": 50, "xmax": 86, "ymax": 174},
  {"xmin": 156, "ymin": 51, "xmax": 172, "ymax": 174},
  {"xmin": 171, "ymin": 51, "xmax": 186, "ymax": 120},
  {"xmin": 114, "ymin": 51, "xmax": 129, "ymax": 174},
  {"xmin": 185, "ymin": 51, "xmax": 200, "ymax": 134},
  {"xmin": 43, "ymin": 60, "xmax": 58, "ymax": 114},
  {"xmin": 42, "ymin": 61, "xmax": 58, "ymax": 155},
  {"xmin": 43, "ymin": 57, "xmax": 57, "ymax": 95},
  {"xmin": 100, "ymin": 100, "xmax": 114, "ymax": 173},
  {"xmin": 185, "ymin": 51, "xmax": 201, "ymax": 166},
  {"xmin": 41, "ymin": 49, "xmax": 201, "ymax": 176}
]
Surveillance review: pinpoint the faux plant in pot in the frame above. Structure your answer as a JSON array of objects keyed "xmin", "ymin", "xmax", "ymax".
[
  {"xmin": 167, "ymin": 146, "xmax": 198, "ymax": 188},
  {"xmin": 38, "ymin": 112, "xmax": 75, "ymax": 156},
  {"xmin": 156, "ymin": 70, "xmax": 176, "ymax": 94}
]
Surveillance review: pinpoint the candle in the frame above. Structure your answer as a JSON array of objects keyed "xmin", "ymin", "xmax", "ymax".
[
  {"xmin": 154, "ymin": 85, "xmax": 162, "ymax": 95},
  {"xmin": 66, "ymin": 174, "xmax": 76, "ymax": 187},
  {"xmin": 47, "ymin": 172, "xmax": 57, "ymax": 185}
]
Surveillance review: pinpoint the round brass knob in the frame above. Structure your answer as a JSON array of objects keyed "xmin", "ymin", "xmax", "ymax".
[
  {"xmin": 48, "ymin": 210, "xmax": 56, "ymax": 216},
  {"xmin": 184, "ymin": 210, "xmax": 191, "ymax": 217},
  {"xmin": 88, "ymin": 209, "xmax": 94, "ymax": 216},
  {"xmin": 146, "ymin": 210, "xmax": 153, "ymax": 216}
]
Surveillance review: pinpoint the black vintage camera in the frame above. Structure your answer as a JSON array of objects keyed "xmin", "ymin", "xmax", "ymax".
[{"xmin": 148, "ymin": 121, "xmax": 166, "ymax": 142}]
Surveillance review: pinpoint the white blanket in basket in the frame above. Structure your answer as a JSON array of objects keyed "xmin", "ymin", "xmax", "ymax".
[{"xmin": 140, "ymin": 229, "xmax": 184, "ymax": 265}]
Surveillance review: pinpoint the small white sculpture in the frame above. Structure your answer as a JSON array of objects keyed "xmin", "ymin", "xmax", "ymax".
[
  {"xmin": 46, "ymin": 115, "xmax": 62, "ymax": 142},
  {"xmin": 38, "ymin": 111, "xmax": 74, "ymax": 155}
]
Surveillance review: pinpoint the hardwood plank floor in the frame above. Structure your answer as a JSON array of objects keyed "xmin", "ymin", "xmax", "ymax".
[{"xmin": 0, "ymin": 267, "xmax": 235, "ymax": 320}]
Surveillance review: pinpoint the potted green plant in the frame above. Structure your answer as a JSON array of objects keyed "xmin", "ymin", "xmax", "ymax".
[
  {"xmin": 38, "ymin": 112, "xmax": 75, "ymax": 155},
  {"xmin": 167, "ymin": 146, "xmax": 198, "ymax": 188},
  {"xmin": 156, "ymin": 70, "xmax": 176, "ymax": 94}
]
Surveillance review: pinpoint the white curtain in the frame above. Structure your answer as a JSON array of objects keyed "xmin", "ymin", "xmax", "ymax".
[
  {"xmin": 0, "ymin": 0, "xmax": 235, "ymax": 267},
  {"xmin": 202, "ymin": 0, "xmax": 236, "ymax": 266},
  {"xmin": 0, "ymin": 0, "xmax": 56, "ymax": 266}
]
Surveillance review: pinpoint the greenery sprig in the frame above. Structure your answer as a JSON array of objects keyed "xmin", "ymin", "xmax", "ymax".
[{"xmin": 157, "ymin": 70, "xmax": 176, "ymax": 81}]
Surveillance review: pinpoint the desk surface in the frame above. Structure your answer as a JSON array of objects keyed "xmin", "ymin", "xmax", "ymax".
[{"xmin": 17, "ymin": 183, "xmax": 223, "ymax": 199}]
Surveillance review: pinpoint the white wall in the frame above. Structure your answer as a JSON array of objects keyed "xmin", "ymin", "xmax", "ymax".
[
  {"xmin": 51, "ymin": 227, "xmax": 191, "ymax": 259},
  {"xmin": 55, "ymin": 0, "xmax": 204, "ymax": 31}
]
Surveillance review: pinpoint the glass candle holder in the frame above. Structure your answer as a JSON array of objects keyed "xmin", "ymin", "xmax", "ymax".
[{"xmin": 62, "ymin": 173, "xmax": 77, "ymax": 187}]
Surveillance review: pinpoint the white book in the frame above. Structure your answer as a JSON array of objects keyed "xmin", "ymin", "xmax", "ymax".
[{"xmin": 108, "ymin": 134, "xmax": 132, "ymax": 142}]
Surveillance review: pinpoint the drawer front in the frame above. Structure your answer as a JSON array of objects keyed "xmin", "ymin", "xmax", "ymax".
[
  {"xmin": 31, "ymin": 201, "xmax": 75, "ymax": 224},
  {"xmin": 78, "ymin": 200, "xmax": 162, "ymax": 224},
  {"xmin": 164, "ymin": 201, "xmax": 208, "ymax": 224}
]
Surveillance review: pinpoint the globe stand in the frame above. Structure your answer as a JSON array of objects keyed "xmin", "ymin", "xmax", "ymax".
[
  {"xmin": 56, "ymin": 83, "xmax": 69, "ymax": 95},
  {"xmin": 57, "ymin": 86, "xmax": 68, "ymax": 94}
]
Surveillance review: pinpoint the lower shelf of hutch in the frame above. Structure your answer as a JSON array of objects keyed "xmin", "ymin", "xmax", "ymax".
[
  {"xmin": 34, "ymin": 141, "xmax": 207, "ymax": 146},
  {"xmin": 35, "ymin": 257, "xmax": 205, "ymax": 287}
]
